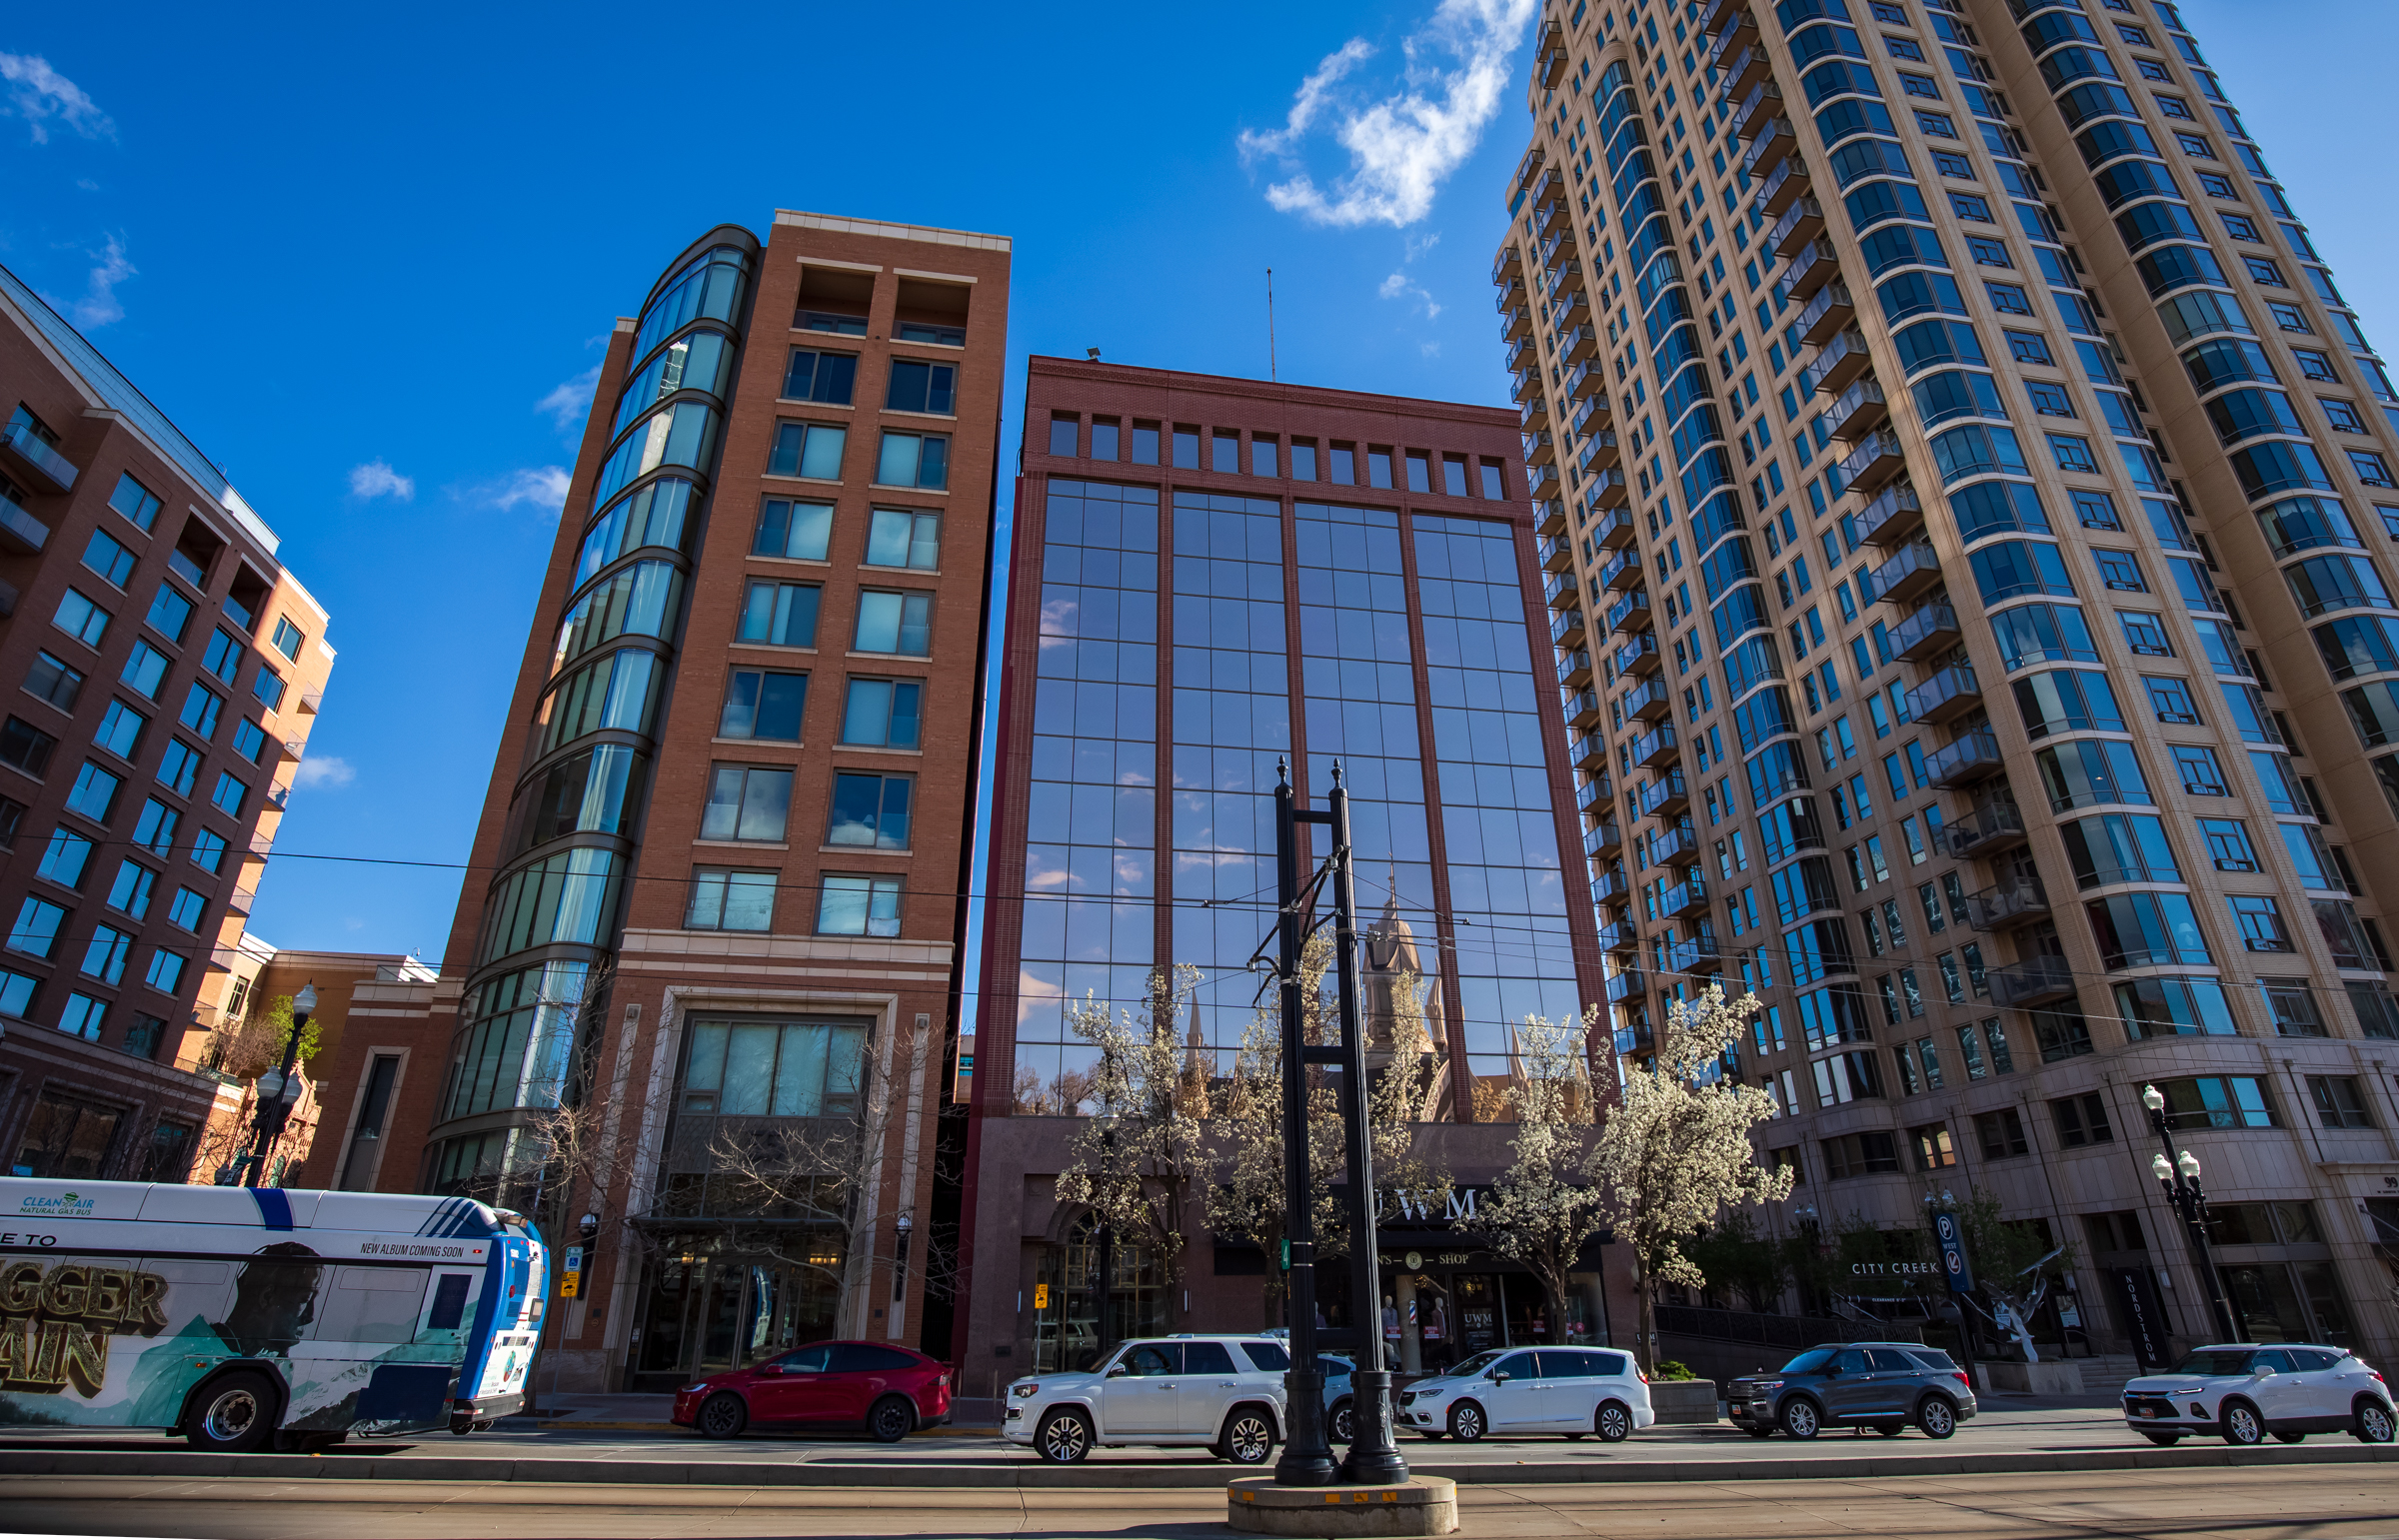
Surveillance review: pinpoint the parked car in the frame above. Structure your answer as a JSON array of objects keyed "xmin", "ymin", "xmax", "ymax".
[
  {"xmin": 1005, "ymin": 1335, "xmax": 1290, "ymax": 1464},
  {"xmin": 2120, "ymin": 1343, "xmax": 2395, "ymax": 1445},
  {"xmin": 672, "ymin": 1340, "xmax": 951, "ymax": 1442},
  {"xmin": 1319, "ymin": 1354, "xmax": 1356, "ymax": 1441},
  {"xmin": 1396, "ymin": 1345, "xmax": 1653, "ymax": 1442},
  {"xmin": 1726, "ymin": 1343, "xmax": 1975, "ymax": 1439}
]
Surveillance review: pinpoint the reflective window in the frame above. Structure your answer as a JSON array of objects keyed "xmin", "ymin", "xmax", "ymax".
[
  {"xmin": 829, "ymin": 770, "xmax": 913, "ymax": 848},
  {"xmin": 719, "ymin": 670, "xmax": 806, "ymax": 742},
  {"xmin": 875, "ymin": 432, "xmax": 949, "ymax": 490},
  {"xmin": 819, "ymin": 874, "xmax": 902, "ymax": 936},
  {"xmin": 753, "ymin": 497, "xmax": 834, "ymax": 562},
  {"xmin": 854, "ymin": 590, "xmax": 932, "ymax": 656},
  {"xmin": 616, "ymin": 330, "xmax": 737, "ymax": 433},
  {"xmin": 686, "ymin": 869, "xmax": 776, "ymax": 932},
  {"xmin": 866, "ymin": 509, "xmax": 942, "ymax": 570},
  {"xmin": 702, "ymin": 766, "xmax": 793, "ymax": 842},
  {"xmin": 841, "ymin": 679, "xmax": 923, "ymax": 749}
]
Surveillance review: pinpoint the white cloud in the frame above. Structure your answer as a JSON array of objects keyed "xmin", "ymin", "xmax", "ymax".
[
  {"xmin": 294, "ymin": 756, "xmax": 356, "ymax": 789},
  {"xmin": 46, "ymin": 235, "xmax": 134, "ymax": 329},
  {"xmin": 1378, "ymin": 271, "xmax": 1443, "ymax": 319},
  {"xmin": 473, "ymin": 467, "xmax": 573, "ymax": 516},
  {"xmin": 1237, "ymin": 0, "xmax": 1538, "ymax": 228},
  {"xmin": 536, "ymin": 365, "xmax": 602, "ymax": 436},
  {"xmin": 0, "ymin": 53, "xmax": 113, "ymax": 144},
  {"xmin": 348, "ymin": 460, "xmax": 415, "ymax": 501}
]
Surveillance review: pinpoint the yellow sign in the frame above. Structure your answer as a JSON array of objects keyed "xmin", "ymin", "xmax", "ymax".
[
  {"xmin": 561, "ymin": 1271, "xmax": 581, "ymax": 1299},
  {"xmin": 1034, "ymin": 1283, "xmax": 1049, "ymax": 1310}
]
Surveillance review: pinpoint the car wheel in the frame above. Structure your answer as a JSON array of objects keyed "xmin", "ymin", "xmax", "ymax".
[
  {"xmin": 1449, "ymin": 1401, "xmax": 1487, "ymax": 1442},
  {"xmin": 2220, "ymin": 1400, "xmax": 2265, "ymax": 1446},
  {"xmin": 1595, "ymin": 1401, "xmax": 1632, "ymax": 1443},
  {"xmin": 2140, "ymin": 1432, "xmax": 2182, "ymax": 1446},
  {"xmin": 1873, "ymin": 1422, "xmax": 1906, "ymax": 1438},
  {"xmin": 1780, "ymin": 1399, "xmax": 1821, "ymax": 1440},
  {"xmin": 696, "ymin": 1392, "xmax": 748, "ymax": 1440},
  {"xmin": 1916, "ymin": 1397, "xmax": 1957, "ymax": 1440},
  {"xmin": 868, "ymin": 1395, "xmax": 915, "ymax": 1444},
  {"xmin": 183, "ymin": 1371, "xmax": 279, "ymax": 1453},
  {"xmin": 1037, "ymin": 1408, "xmax": 1094, "ymax": 1464},
  {"xmin": 1216, "ymin": 1406, "xmax": 1275, "ymax": 1465},
  {"xmin": 2356, "ymin": 1400, "xmax": 2396, "ymax": 1444},
  {"xmin": 1329, "ymin": 1399, "xmax": 1354, "ymax": 1444},
  {"xmin": 2273, "ymin": 1430, "xmax": 2305, "ymax": 1445}
]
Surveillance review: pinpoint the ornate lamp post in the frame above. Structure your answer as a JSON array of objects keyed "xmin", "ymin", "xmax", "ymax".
[
  {"xmin": 243, "ymin": 982, "xmax": 316, "ymax": 1188},
  {"xmin": 2140, "ymin": 1083, "xmax": 2241, "ymax": 1343}
]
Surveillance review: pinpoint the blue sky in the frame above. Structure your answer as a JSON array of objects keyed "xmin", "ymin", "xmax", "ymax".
[{"xmin": 0, "ymin": 1, "xmax": 2388, "ymax": 993}]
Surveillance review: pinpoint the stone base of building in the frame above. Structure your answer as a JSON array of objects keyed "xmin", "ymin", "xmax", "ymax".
[
  {"xmin": 1977, "ymin": 1359, "xmax": 2085, "ymax": 1396},
  {"xmin": 1226, "ymin": 1477, "xmax": 1457, "ymax": 1536}
]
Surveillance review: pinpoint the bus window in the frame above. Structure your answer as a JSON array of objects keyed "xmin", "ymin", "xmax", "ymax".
[
  {"xmin": 320, "ymin": 1268, "xmax": 426, "ymax": 1345},
  {"xmin": 428, "ymin": 1274, "xmax": 471, "ymax": 1331}
]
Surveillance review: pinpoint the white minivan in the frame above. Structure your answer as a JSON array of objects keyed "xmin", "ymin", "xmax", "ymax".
[
  {"xmin": 1399, "ymin": 1346, "xmax": 1655, "ymax": 1441},
  {"xmin": 1005, "ymin": 1335, "xmax": 1290, "ymax": 1464}
]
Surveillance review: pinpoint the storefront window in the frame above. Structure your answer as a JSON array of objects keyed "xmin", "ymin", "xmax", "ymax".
[{"xmin": 1032, "ymin": 1214, "xmax": 1167, "ymax": 1371}]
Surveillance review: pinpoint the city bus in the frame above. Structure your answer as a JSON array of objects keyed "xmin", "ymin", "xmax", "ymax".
[{"xmin": 0, "ymin": 1177, "xmax": 545, "ymax": 1450}]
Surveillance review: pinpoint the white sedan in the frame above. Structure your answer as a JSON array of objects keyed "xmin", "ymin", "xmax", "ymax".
[{"xmin": 1398, "ymin": 1346, "xmax": 1655, "ymax": 1442}]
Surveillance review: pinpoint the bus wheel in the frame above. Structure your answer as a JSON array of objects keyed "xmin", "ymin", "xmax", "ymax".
[{"xmin": 185, "ymin": 1371, "xmax": 279, "ymax": 1453}]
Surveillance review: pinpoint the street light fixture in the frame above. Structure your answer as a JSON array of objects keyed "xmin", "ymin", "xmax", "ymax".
[
  {"xmin": 2139, "ymin": 1083, "xmax": 2241, "ymax": 1343},
  {"xmin": 243, "ymin": 982, "xmax": 318, "ymax": 1188}
]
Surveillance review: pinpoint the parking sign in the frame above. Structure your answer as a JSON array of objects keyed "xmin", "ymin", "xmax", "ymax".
[{"xmin": 1933, "ymin": 1211, "xmax": 1974, "ymax": 1293}]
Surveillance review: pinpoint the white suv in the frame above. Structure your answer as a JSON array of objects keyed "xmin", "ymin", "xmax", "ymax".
[
  {"xmin": 1005, "ymin": 1335, "xmax": 1290, "ymax": 1463},
  {"xmin": 1399, "ymin": 1345, "xmax": 1655, "ymax": 1441},
  {"xmin": 2121, "ymin": 1343, "xmax": 2396, "ymax": 1445}
]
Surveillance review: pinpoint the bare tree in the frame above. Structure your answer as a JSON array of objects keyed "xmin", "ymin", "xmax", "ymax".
[
  {"xmin": 1465, "ymin": 1006, "xmax": 1610, "ymax": 1345},
  {"xmin": 1055, "ymin": 965, "xmax": 1208, "ymax": 1295}
]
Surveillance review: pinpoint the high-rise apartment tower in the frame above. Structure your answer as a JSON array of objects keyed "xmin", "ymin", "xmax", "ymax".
[{"xmin": 1499, "ymin": 0, "xmax": 2399, "ymax": 1363}]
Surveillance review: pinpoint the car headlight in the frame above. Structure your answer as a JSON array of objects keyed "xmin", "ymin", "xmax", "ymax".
[
  {"xmin": 686, "ymin": 1384, "xmax": 709, "ymax": 1396},
  {"xmin": 1012, "ymin": 1382, "xmax": 1040, "ymax": 1398},
  {"xmin": 1749, "ymin": 1381, "xmax": 1782, "ymax": 1392}
]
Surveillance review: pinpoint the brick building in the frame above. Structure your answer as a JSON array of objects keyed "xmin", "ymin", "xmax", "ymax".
[{"xmin": 0, "ymin": 260, "xmax": 335, "ymax": 1185}]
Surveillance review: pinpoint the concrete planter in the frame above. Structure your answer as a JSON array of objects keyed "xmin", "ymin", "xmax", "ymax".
[
  {"xmin": 1976, "ymin": 1360, "xmax": 2083, "ymax": 1396},
  {"xmin": 1648, "ymin": 1379, "xmax": 1719, "ymax": 1423}
]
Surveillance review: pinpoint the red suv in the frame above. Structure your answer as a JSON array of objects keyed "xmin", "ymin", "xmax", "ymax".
[{"xmin": 673, "ymin": 1340, "xmax": 952, "ymax": 1442}]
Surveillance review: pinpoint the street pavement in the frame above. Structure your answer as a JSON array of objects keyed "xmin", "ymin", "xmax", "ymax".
[{"xmin": 5, "ymin": 1464, "xmax": 2399, "ymax": 1538}]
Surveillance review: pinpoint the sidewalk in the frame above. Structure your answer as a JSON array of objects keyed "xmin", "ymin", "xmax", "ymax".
[{"xmin": 510, "ymin": 1393, "xmax": 678, "ymax": 1430}]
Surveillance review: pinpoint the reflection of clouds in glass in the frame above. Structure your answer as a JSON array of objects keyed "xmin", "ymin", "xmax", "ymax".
[
  {"xmin": 1024, "ymin": 845, "xmax": 1072, "ymax": 891},
  {"xmin": 1040, "ymin": 596, "xmax": 1081, "ymax": 636}
]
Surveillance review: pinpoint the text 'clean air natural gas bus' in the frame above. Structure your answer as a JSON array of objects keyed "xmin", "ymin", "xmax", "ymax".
[{"xmin": 0, "ymin": 1177, "xmax": 545, "ymax": 1450}]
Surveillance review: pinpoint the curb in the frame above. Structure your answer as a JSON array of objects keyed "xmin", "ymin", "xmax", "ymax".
[{"xmin": 0, "ymin": 1442, "xmax": 2394, "ymax": 1489}]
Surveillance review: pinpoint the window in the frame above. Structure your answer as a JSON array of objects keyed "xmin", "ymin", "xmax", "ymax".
[
  {"xmin": 2053, "ymin": 1092, "xmax": 2114, "ymax": 1147},
  {"xmin": 2295, "ymin": 350, "xmax": 2339, "ymax": 383},
  {"xmin": 2117, "ymin": 609, "xmax": 2172, "ymax": 655},
  {"xmin": 2269, "ymin": 302, "xmax": 2313, "ymax": 334},
  {"xmin": 2152, "ymin": 1074, "xmax": 2280, "ymax": 1130},
  {"xmin": 144, "ymin": 947, "xmax": 186, "ymax": 994},
  {"xmin": 1092, "ymin": 419, "xmax": 1121, "ymax": 461},
  {"xmin": 35, "ymin": 827, "xmax": 91, "ymax": 889},
  {"xmin": 776, "ymin": 347, "xmax": 857, "ymax": 406},
  {"xmin": 1968, "ymin": 237, "xmax": 2013, "ymax": 268},
  {"xmin": 840, "ymin": 679, "xmax": 923, "ymax": 749},
  {"xmin": 686, "ymin": 868, "xmax": 776, "ymax": 931},
  {"xmin": 106, "ymin": 860, "xmax": 154, "ymax": 919},
  {"xmin": 2117, "ymin": 22, "xmax": 2152, "ymax": 44},
  {"xmin": 767, "ymin": 422, "xmax": 847, "ymax": 481},
  {"xmin": 1288, "ymin": 439, "xmax": 1317, "ymax": 480},
  {"xmin": 885, "ymin": 359, "xmax": 956, "ymax": 416},
  {"xmin": 753, "ymin": 499, "xmax": 834, "ymax": 561},
  {"xmin": 2142, "ymin": 675, "xmax": 2198, "ymax": 723},
  {"xmin": 1821, "ymin": 1129, "xmax": 1902, "ymax": 1178},
  {"xmin": 209, "ymin": 770, "xmax": 247, "ymax": 817},
  {"xmin": 2244, "ymin": 257, "xmax": 2288, "ymax": 288},
  {"xmin": 145, "ymin": 585, "xmax": 192, "ymax": 645},
  {"xmin": 131, "ymin": 799, "xmax": 177, "ymax": 857},
  {"xmin": 854, "ymin": 590, "xmax": 933, "ymax": 656},
  {"xmin": 739, "ymin": 581, "xmax": 821, "ymax": 647},
  {"xmin": 1976, "ymin": 1107, "xmax": 2029, "ymax": 1158},
  {"xmin": 1987, "ymin": 282, "xmax": 2034, "ymax": 317},
  {"xmin": 156, "ymin": 740, "xmax": 201, "ymax": 797},
  {"xmin": 894, "ymin": 321, "xmax": 963, "ymax": 346},
  {"xmin": 2261, "ymin": 977, "xmax": 2324, "ymax": 1036},
  {"xmin": 2229, "ymin": 892, "xmax": 2290, "ymax": 951},
  {"xmin": 818, "ymin": 873, "xmax": 902, "ymax": 936},
  {"xmin": 865, "ymin": 508, "xmax": 941, "ymax": 569},
  {"xmin": 122, "ymin": 1015, "xmax": 167, "ymax": 1061},
  {"xmin": 81, "ymin": 530, "xmax": 135, "ymax": 588},
  {"xmin": 270, "ymin": 616, "xmax": 304, "ymax": 662},
  {"xmin": 1932, "ymin": 150, "xmax": 1971, "ymax": 178},
  {"xmin": 25, "ymin": 653, "xmax": 82, "ymax": 713},
  {"xmin": 1132, "ymin": 421, "xmax": 1162, "ymax": 465},
  {"xmin": 2175, "ymin": 132, "xmax": 2215, "ymax": 158},
  {"xmin": 1911, "ymin": 1122, "xmax": 1957, "ymax": 1170},
  {"xmin": 120, "ymin": 643, "xmax": 168, "ymax": 703},
  {"xmin": 799, "ymin": 310, "xmax": 867, "ymax": 337},
  {"xmin": 166, "ymin": 886, "xmax": 205, "ymax": 931},
  {"xmin": 702, "ymin": 765, "xmax": 793, "ymax": 842},
  {"xmin": 1212, "ymin": 430, "xmax": 1240, "ymax": 474},
  {"xmin": 82, "ymin": 925, "xmax": 130, "ymax": 984},
  {"xmin": 1441, "ymin": 454, "xmax": 1469, "ymax": 496},
  {"xmin": 188, "ymin": 826, "xmax": 226, "ymax": 874},
  {"xmin": 1887, "ymin": 34, "xmax": 1925, "ymax": 60},
  {"xmin": 2049, "ymin": 434, "xmax": 2099, "ymax": 473},
  {"xmin": 2220, "ymin": 212, "xmax": 2262, "ymax": 244},
  {"xmin": 57, "ymin": 993, "xmax": 106, "ymax": 1042},
  {"xmin": 1916, "ymin": 110, "xmax": 1959, "ymax": 139},
  {"xmin": 1254, "ymin": 437, "xmax": 1280, "ymax": 478},
  {"xmin": 2006, "ymin": 331, "xmax": 2054, "ymax": 365},
  {"xmin": 1479, "ymin": 461, "xmax": 1505, "ymax": 499},
  {"xmin": 2322, "ymin": 399, "xmax": 2368, "ymax": 435},
  {"xmin": 2308, "ymin": 1075, "xmax": 2374, "ymax": 1129},
  {"xmin": 250, "ymin": 669, "xmax": 286, "ymax": 712},
  {"xmin": 0, "ymin": 717, "xmax": 57, "ymax": 778},
  {"xmin": 718, "ymin": 670, "xmax": 807, "ymax": 741},
  {"xmin": 7, "ymin": 896, "xmax": 64, "ymax": 959},
  {"xmin": 1949, "ymin": 192, "xmax": 1993, "ymax": 222},
  {"xmin": 107, "ymin": 473, "xmax": 161, "ymax": 532},
  {"xmin": 2093, "ymin": 549, "xmax": 2146, "ymax": 591},
  {"xmin": 2348, "ymin": 450, "xmax": 2396, "ymax": 489},
  {"xmin": 1174, "ymin": 426, "xmax": 1201, "ymax": 469},
  {"xmin": 53, "ymin": 589, "xmax": 109, "ymax": 648},
  {"xmin": 1902, "ymin": 72, "xmax": 1942, "ymax": 101},
  {"xmin": 231, "ymin": 719, "xmax": 267, "ymax": 764},
  {"xmin": 2171, "ymin": 743, "xmax": 2226, "ymax": 794},
  {"xmin": 200, "ymin": 630, "xmax": 241, "ymax": 686},
  {"xmin": 829, "ymin": 770, "xmax": 913, "ymax": 848}
]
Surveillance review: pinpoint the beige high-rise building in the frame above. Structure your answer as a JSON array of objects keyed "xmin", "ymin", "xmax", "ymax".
[{"xmin": 1499, "ymin": 0, "xmax": 2399, "ymax": 1370}]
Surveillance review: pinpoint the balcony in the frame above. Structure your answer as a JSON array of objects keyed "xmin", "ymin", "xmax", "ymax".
[
  {"xmin": 1538, "ymin": 20, "xmax": 1567, "ymax": 85},
  {"xmin": 1570, "ymin": 731, "xmax": 1607, "ymax": 771},
  {"xmin": 1654, "ymin": 825, "xmax": 1702, "ymax": 866},
  {"xmin": 1599, "ymin": 548, "xmax": 1642, "ymax": 594},
  {"xmin": 1524, "ymin": 428, "xmax": 1557, "ymax": 470},
  {"xmin": 1535, "ymin": 497, "xmax": 1568, "ymax": 537},
  {"xmin": 1864, "ymin": 540, "xmax": 1942, "ymax": 607},
  {"xmin": 1944, "ymin": 798, "xmax": 2028, "ymax": 859},
  {"xmin": 1769, "ymin": 197, "xmax": 1825, "ymax": 258},
  {"xmin": 1697, "ymin": 0, "xmax": 1745, "ymax": 41},
  {"xmin": 1728, "ymin": 80, "xmax": 1784, "ymax": 144},
  {"xmin": 1560, "ymin": 647, "xmax": 1593, "ymax": 689},
  {"xmin": 1836, "ymin": 430, "xmax": 1907, "ymax": 495},
  {"xmin": 1564, "ymin": 688, "xmax": 1604, "ymax": 730},
  {"xmin": 1716, "ymin": 40, "xmax": 1772, "ymax": 97},
  {"xmin": 1525, "ymin": 165, "xmax": 1559, "ymax": 209},
  {"xmin": 1585, "ymin": 820, "xmax": 1624, "ymax": 858},
  {"xmin": 1520, "ymin": 396, "xmax": 1548, "ymax": 433},
  {"xmin": 1492, "ymin": 245, "xmax": 1521, "ymax": 286},
  {"xmin": 1664, "ymin": 935, "xmax": 1725, "ymax": 974},
  {"xmin": 1606, "ymin": 589, "xmax": 1652, "ymax": 635},
  {"xmin": 1707, "ymin": 5, "xmax": 1760, "ymax": 68},
  {"xmin": 1596, "ymin": 918, "xmax": 1638, "ymax": 951},
  {"xmin": 226, "ymin": 883, "xmax": 258, "ymax": 916},
  {"xmin": 1576, "ymin": 773, "xmax": 1613, "ymax": 814},
  {"xmin": 1802, "ymin": 329, "xmax": 1873, "ymax": 395},
  {"xmin": 1592, "ymin": 869, "xmax": 1631, "ymax": 903},
  {"xmin": 1564, "ymin": 358, "xmax": 1604, "ymax": 402},
  {"xmin": 1631, "ymin": 726, "xmax": 1678, "ymax": 769},
  {"xmin": 1925, "ymin": 729, "xmax": 2006, "ymax": 788},
  {"xmin": 1577, "ymin": 432, "xmax": 1621, "ymax": 473},
  {"xmin": 1851, "ymin": 482, "xmax": 1925, "ymax": 547},
  {"xmin": 1590, "ymin": 506, "xmax": 1636, "ymax": 551},
  {"xmin": 1638, "ymin": 769, "xmax": 1690, "ymax": 818},
  {"xmin": 1889, "ymin": 603, "xmax": 1961, "ymax": 663},
  {"xmin": 1500, "ymin": 304, "xmax": 1531, "ymax": 344},
  {"xmin": 0, "ymin": 422, "xmax": 77, "ymax": 493},
  {"xmin": 1529, "ymin": 462, "xmax": 1560, "ymax": 502},
  {"xmin": 1495, "ymin": 273, "xmax": 1527, "ymax": 312},
  {"xmin": 1556, "ymin": 322, "xmax": 1599, "ymax": 363},
  {"xmin": 1541, "ymin": 569, "xmax": 1576, "ymax": 611},
  {"xmin": 1569, "ymin": 394, "xmax": 1611, "ymax": 438},
  {"xmin": 1614, "ymin": 632, "xmax": 1661, "ymax": 677},
  {"xmin": 1550, "ymin": 287, "xmax": 1591, "ymax": 332},
  {"xmin": 1623, "ymin": 677, "xmax": 1672, "ymax": 722},
  {"xmin": 1902, "ymin": 663, "xmax": 1981, "ymax": 725},
  {"xmin": 280, "ymin": 736, "xmax": 308, "ymax": 762},
  {"xmin": 1774, "ymin": 238, "xmax": 1839, "ymax": 305},
  {"xmin": 1540, "ymin": 226, "xmax": 1577, "ymax": 269},
  {"xmin": 1503, "ymin": 335, "xmax": 1535, "ymax": 376},
  {"xmin": 1512, "ymin": 367, "xmax": 1542, "ymax": 405},
  {"xmin": 1966, "ymin": 877, "xmax": 2050, "ymax": 931},
  {"xmin": 1605, "ymin": 969, "xmax": 1647, "ymax": 1005},
  {"xmin": 1823, "ymin": 378, "xmax": 1887, "ymax": 441},
  {"xmin": 1615, "ymin": 1020, "xmax": 1654, "ymax": 1056},
  {"xmin": 1792, "ymin": 284, "xmax": 1855, "ymax": 351},
  {"xmin": 1552, "ymin": 603, "xmax": 1586, "ymax": 649},
  {"xmin": 1741, "ymin": 116, "xmax": 1796, "ymax": 179},
  {"xmin": 1751, "ymin": 154, "xmax": 1808, "ymax": 219},
  {"xmin": 298, "ymin": 689, "xmax": 324, "ymax": 716},
  {"xmin": 1538, "ymin": 529, "xmax": 1572, "ymax": 573},
  {"xmin": 1988, "ymin": 955, "xmax": 2077, "ymax": 1009},
  {"xmin": 1663, "ymin": 877, "xmax": 1709, "ymax": 917},
  {"xmin": 1586, "ymin": 468, "xmax": 1629, "ymax": 510},
  {"xmin": 0, "ymin": 499, "xmax": 49, "ymax": 556}
]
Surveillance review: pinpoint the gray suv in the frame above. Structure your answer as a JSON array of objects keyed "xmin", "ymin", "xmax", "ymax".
[{"xmin": 1727, "ymin": 1342, "xmax": 1978, "ymax": 1439}]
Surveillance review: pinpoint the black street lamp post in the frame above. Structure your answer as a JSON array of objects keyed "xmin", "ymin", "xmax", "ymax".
[
  {"xmin": 2140, "ymin": 1082, "xmax": 2241, "ymax": 1343},
  {"xmin": 1272, "ymin": 762, "xmax": 1337, "ymax": 1486},
  {"xmin": 242, "ymin": 982, "xmax": 316, "ymax": 1188}
]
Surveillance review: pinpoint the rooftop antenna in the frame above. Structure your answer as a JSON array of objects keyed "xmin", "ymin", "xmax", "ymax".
[{"xmin": 1266, "ymin": 268, "xmax": 1278, "ymax": 383}]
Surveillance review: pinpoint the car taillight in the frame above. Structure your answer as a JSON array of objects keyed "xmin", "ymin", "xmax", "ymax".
[
  {"xmin": 1637, "ymin": 1369, "xmax": 1648, "ymax": 1384},
  {"xmin": 1952, "ymin": 1372, "xmax": 1971, "ymax": 1388}
]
